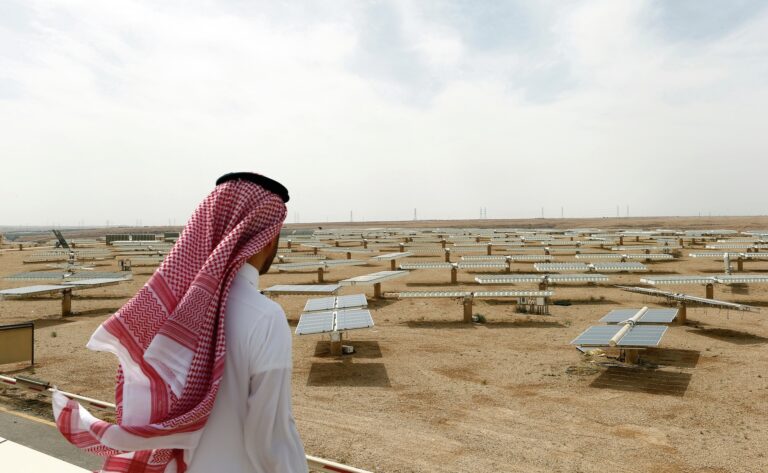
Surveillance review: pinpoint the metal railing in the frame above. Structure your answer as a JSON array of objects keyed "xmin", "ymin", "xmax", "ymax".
[{"xmin": 0, "ymin": 374, "xmax": 371, "ymax": 472}]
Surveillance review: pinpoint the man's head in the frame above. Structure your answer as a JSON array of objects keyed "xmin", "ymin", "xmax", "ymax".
[{"xmin": 214, "ymin": 172, "xmax": 289, "ymax": 275}]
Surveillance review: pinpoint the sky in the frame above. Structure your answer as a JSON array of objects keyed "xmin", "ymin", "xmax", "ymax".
[{"xmin": 1, "ymin": 0, "xmax": 767, "ymax": 226}]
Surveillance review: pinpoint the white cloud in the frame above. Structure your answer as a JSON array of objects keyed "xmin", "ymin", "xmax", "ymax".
[{"xmin": 1, "ymin": 0, "xmax": 767, "ymax": 225}]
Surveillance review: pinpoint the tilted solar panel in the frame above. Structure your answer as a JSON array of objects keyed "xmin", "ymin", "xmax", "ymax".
[{"xmin": 600, "ymin": 308, "xmax": 678, "ymax": 324}]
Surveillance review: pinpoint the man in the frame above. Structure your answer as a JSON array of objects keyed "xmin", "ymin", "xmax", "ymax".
[{"xmin": 54, "ymin": 172, "xmax": 307, "ymax": 472}]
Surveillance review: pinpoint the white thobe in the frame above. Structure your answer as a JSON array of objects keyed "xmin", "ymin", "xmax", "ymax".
[{"xmin": 187, "ymin": 263, "xmax": 307, "ymax": 473}]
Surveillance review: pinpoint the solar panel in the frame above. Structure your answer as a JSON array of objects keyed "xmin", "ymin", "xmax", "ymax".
[
  {"xmin": 509, "ymin": 255, "xmax": 554, "ymax": 261},
  {"xmin": 615, "ymin": 285, "xmax": 759, "ymax": 311},
  {"xmin": 295, "ymin": 311, "xmax": 335, "ymax": 335},
  {"xmin": 399, "ymin": 262, "xmax": 454, "ymax": 270},
  {"xmin": 0, "ymin": 285, "xmax": 67, "ymax": 297},
  {"xmin": 273, "ymin": 262, "xmax": 325, "ymax": 271},
  {"xmin": 534, "ymin": 263, "xmax": 589, "ymax": 272},
  {"xmin": 640, "ymin": 276, "xmax": 715, "ymax": 285},
  {"xmin": 262, "ymin": 284, "xmax": 341, "ymax": 295},
  {"xmin": 4, "ymin": 271, "xmax": 128, "ymax": 281},
  {"xmin": 62, "ymin": 278, "xmax": 130, "ymax": 287},
  {"xmin": 618, "ymin": 326, "xmax": 667, "ymax": 347},
  {"xmin": 371, "ymin": 252, "xmax": 414, "ymax": 260},
  {"xmin": 336, "ymin": 309, "xmax": 374, "ymax": 331},
  {"xmin": 591, "ymin": 262, "xmax": 648, "ymax": 272},
  {"xmin": 406, "ymin": 248, "xmax": 446, "ymax": 254},
  {"xmin": 548, "ymin": 274, "xmax": 609, "ymax": 283},
  {"xmin": 340, "ymin": 270, "xmax": 408, "ymax": 286},
  {"xmin": 473, "ymin": 290, "xmax": 554, "ymax": 298},
  {"xmin": 600, "ymin": 308, "xmax": 678, "ymax": 324},
  {"xmin": 321, "ymin": 248, "xmax": 376, "ymax": 254},
  {"xmin": 461, "ymin": 255, "xmax": 507, "ymax": 261},
  {"xmin": 475, "ymin": 275, "xmax": 542, "ymax": 284},
  {"xmin": 323, "ymin": 259, "xmax": 367, "ymax": 267},
  {"xmin": 706, "ymin": 243, "xmax": 755, "ymax": 249},
  {"xmin": 571, "ymin": 325, "xmax": 667, "ymax": 347},
  {"xmin": 303, "ymin": 294, "xmax": 368, "ymax": 312},
  {"xmin": 715, "ymin": 275, "xmax": 768, "ymax": 284},
  {"xmin": 399, "ymin": 291, "xmax": 469, "ymax": 298},
  {"xmin": 457, "ymin": 262, "xmax": 507, "ymax": 269}
]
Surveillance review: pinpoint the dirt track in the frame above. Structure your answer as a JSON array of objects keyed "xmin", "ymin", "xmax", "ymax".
[{"xmin": 1, "ymin": 218, "xmax": 767, "ymax": 472}]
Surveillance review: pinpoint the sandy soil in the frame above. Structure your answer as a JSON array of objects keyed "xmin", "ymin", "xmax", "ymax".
[{"xmin": 1, "ymin": 217, "xmax": 767, "ymax": 473}]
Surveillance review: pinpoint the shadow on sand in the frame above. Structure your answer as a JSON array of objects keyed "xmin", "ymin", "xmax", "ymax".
[
  {"xmin": 307, "ymin": 361, "xmax": 390, "ymax": 387},
  {"xmin": 590, "ymin": 367, "xmax": 692, "ymax": 397}
]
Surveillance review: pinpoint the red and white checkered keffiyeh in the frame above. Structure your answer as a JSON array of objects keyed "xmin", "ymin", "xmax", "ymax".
[{"xmin": 53, "ymin": 178, "xmax": 287, "ymax": 473}]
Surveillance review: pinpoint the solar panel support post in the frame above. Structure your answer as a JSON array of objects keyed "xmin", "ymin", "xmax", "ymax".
[
  {"xmin": 373, "ymin": 282, "xmax": 382, "ymax": 299},
  {"xmin": 737, "ymin": 257, "xmax": 744, "ymax": 272},
  {"xmin": 399, "ymin": 243, "xmax": 405, "ymax": 252},
  {"xmin": 623, "ymin": 349, "xmax": 640, "ymax": 364},
  {"xmin": 441, "ymin": 239, "xmax": 447, "ymax": 249},
  {"xmin": 390, "ymin": 259, "xmax": 397, "ymax": 271},
  {"xmin": 317, "ymin": 267, "xmax": 325, "ymax": 283},
  {"xmin": 62, "ymin": 289, "xmax": 72, "ymax": 317},
  {"xmin": 463, "ymin": 296, "xmax": 473, "ymax": 323},
  {"xmin": 287, "ymin": 240, "xmax": 292, "ymax": 249},
  {"xmin": 18, "ymin": 244, "xmax": 23, "ymax": 251},
  {"xmin": 450, "ymin": 266, "xmax": 458, "ymax": 284},
  {"xmin": 506, "ymin": 257, "xmax": 512, "ymax": 273},
  {"xmin": 705, "ymin": 283, "xmax": 714, "ymax": 299},
  {"xmin": 330, "ymin": 331, "xmax": 342, "ymax": 356},
  {"xmin": 487, "ymin": 243, "xmax": 493, "ymax": 256},
  {"xmin": 619, "ymin": 236, "xmax": 624, "ymax": 246},
  {"xmin": 346, "ymin": 252, "xmax": 352, "ymax": 260},
  {"xmin": 313, "ymin": 247, "xmax": 318, "ymax": 255},
  {"xmin": 445, "ymin": 249, "xmax": 451, "ymax": 263},
  {"xmin": 677, "ymin": 302, "xmax": 687, "ymax": 325}
]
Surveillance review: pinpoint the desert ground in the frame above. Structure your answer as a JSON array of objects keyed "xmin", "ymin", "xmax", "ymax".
[{"xmin": 1, "ymin": 217, "xmax": 767, "ymax": 472}]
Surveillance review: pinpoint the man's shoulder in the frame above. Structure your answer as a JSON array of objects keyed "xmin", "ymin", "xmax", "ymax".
[{"xmin": 226, "ymin": 280, "xmax": 287, "ymax": 329}]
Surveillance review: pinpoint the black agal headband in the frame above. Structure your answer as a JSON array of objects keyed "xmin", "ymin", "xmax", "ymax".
[{"xmin": 215, "ymin": 172, "xmax": 290, "ymax": 203}]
